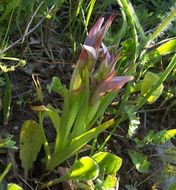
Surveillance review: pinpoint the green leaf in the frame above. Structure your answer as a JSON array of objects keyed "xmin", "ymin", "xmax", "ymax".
[
  {"xmin": 47, "ymin": 119, "xmax": 114, "ymax": 171},
  {"xmin": 0, "ymin": 134, "xmax": 17, "ymax": 149},
  {"xmin": 19, "ymin": 120, "xmax": 43, "ymax": 176},
  {"xmin": 134, "ymin": 130, "xmax": 154, "ymax": 147},
  {"xmin": 103, "ymin": 174, "xmax": 117, "ymax": 188},
  {"xmin": 45, "ymin": 105, "xmax": 60, "ymax": 132},
  {"xmin": 47, "ymin": 76, "xmax": 64, "ymax": 96},
  {"xmin": 71, "ymin": 72, "xmax": 90, "ymax": 137},
  {"xmin": 157, "ymin": 39, "xmax": 176, "ymax": 55},
  {"xmin": 65, "ymin": 97, "xmax": 84, "ymax": 140},
  {"xmin": 8, "ymin": 183, "xmax": 23, "ymax": 190},
  {"xmin": 120, "ymin": 0, "xmax": 139, "ymax": 62},
  {"xmin": 66, "ymin": 156, "xmax": 99, "ymax": 180},
  {"xmin": 128, "ymin": 149, "xmax": 150, "ymax": 173},
  {"xmin": 141, "ymin": 72, "xmax": 163, "ymax": 103},
  {"xmin": 169, "ymin": 182, "xmax": 176, "ymax": 190},
  {"xmin": 92, "ymin": 152, "xmax": 122, "ymax": 175},
  {"xmin": 126, "ymin": 106, "xmax": 140, "ymax": 138},
  {"xmin": 137, "ymin": 54, "xmax": 176, "ymax": 110},
  {"xmin": 152, "ymin": 129, "xmax": 176, "ymax": 144},
  {"xmin": 119, "ymin": 0, "xmax": 145, "ymax": 41},
  {"xmin": 89, "ymin": 93, "xmax": 116, "ymax": 128},
  {"xmin": 135, "ymin": 129, "xmax": 176, "ymax": 146}
]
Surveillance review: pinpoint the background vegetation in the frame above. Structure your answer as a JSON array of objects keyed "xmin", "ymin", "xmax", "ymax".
[{"xmin": 0, "ymin": 0, "xmax": 176, "ymax": 190}]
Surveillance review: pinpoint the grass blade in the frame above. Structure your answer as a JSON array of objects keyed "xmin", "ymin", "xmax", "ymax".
[{"xmin": 86, "ymin": 0, "xmax": 96, "ymax": 28}]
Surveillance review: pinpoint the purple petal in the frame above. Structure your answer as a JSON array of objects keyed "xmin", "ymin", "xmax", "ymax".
[
  {"xmin": 79, "ymin": 45, "xmax": 97, "ymax": 62},
  {"xmin": 108, "ymin": 51, "xmax": 121, "ymax": 72},
  {"xmin": 90, "ymin": 75, "xmax": 133, "ymax": 105},
  {"xmin": 105, "ymin": 76, "xmax": 134, "ymax": 92},
  {"xmin": 78, "ymin": 45, "xmax": 97, "ymax": 72},
  {"xmin": 94, "ymin": 14, "xmax": 116, "ymax": 50},
  {"xmin": 84, "ymin": 17, "xmax": 104, "ymax": 46},
  {"xmin": 99, "ymin": 43, "xmax": 111, "ymax": 62},
  {"xmin": 82, "ymin": 45, "xmax": 97, "ymax": 60}
]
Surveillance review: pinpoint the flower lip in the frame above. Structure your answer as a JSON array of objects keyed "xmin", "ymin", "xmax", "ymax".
[{"xmin": 90, "ymin": 75, "xmax": 134, "ymax": 105}]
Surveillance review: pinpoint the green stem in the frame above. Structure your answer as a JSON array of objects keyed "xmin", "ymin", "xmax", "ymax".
[
  {"xmin": 1, "ymin": 57, "xmax": 21, "ymax": 61},
  {"xmin": 118, "ymin": 0, "xmax": 138, "ymax": 109},
  {"xmin": 76, "ymin": 181, "xmax": 94, "ymax": 190},
  {"xmin": 98, "ymin": 114, "xmax": 126, "ymax": 151},
  {"xmin": 148, "ymin": 8, "xmax": 176, "ymax": 47},
  {"xmin": 3, "ymin": 73, "xmax": 11, "ymax": 125},
  {"xmin": 38, "ymin": 112, "xmax": 51, "ymax": 167},
  {"xmin": 140, "ymin": 7, "xmax": 176, "ymax": 59},
  {"xmin": 39, "ymin": 176, "xmax": 68, "ymax": 189},
  {"xmin": 90, "ymin": 136, "xmax": 97, "ymax": 156},
  {"xmin": 120, "ymin": 0, "xmax": 139, "ymax": 61},
  {"xmin": 0, "ymin": 163, "xmax": 12, "ymax": 183}
]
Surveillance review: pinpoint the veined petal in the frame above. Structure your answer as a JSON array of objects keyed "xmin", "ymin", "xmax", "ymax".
[
  {"xmin": 84, "ymin": 17, "xmax": 104, "ymax": 46},
  {"xmin": 90, "ymin": 76, "xmax": 133, "ymax": 105},
  {"xmin": 78, "ymin": 45, "xmax": 97, "ymax": 71},
  {"xmin": 108, "ymin": 51, "xmax": 121, "ymax": 72},
  {"xmin": 81, "ymin": 45, "xmax": 97, "ymax": 61},
  {"xmin": 94, "ymin": 14, "xmax": 116, "ymax": 50},
  {"xmin": 99, "ymin": 43, "xmax": 111, "ymax": 63},
  {"xmin": 105, "ymin": 76, "xmax": 134, "ymax": 92}
]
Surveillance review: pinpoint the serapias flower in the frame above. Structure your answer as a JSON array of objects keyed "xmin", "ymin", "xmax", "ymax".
[
  {"xmin": 70, "ymin": 15, "xmax": 116, "ymax": 91},
  {"xmin": 70, "ymin": 14, "xmax": 133, "ymax": 103}
]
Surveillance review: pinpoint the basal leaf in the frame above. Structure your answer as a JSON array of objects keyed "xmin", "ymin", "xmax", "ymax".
[
  {"xmin": 128, "ymin": 149, "xmax": 150, "ymax": 173},
  {"xmin": 92, "ymin": 152, "xmax": 122, "ymax": 175},
  {"xmin": 20, "ymin": 120, "xmax": 43, "ymax": 176},
  {"xmin": 141, "ymin": 71, "xmax": 163, "ymax": 103},
  {"xmin": 46, "ymin": 105, "xmax": 60, "ymax": 132},
  {"xmin": 47, "ymin": 119, "xmax": 114, "ymax": 171},
  {"xmin": 66, "ymin": 156, "xmax": 99, "ymax": 180}
]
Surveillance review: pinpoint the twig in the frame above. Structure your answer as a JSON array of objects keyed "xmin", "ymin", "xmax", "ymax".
[
  {"xmin": 1, "ymin": 3, "xmax": 55, "ymax": 54},
  {"xmin": 18, "ymin": 175, "xmax": 34, "ymax": 190},
  {"xmin": 135, "ymin": 167, "xmax": 161, "ymax": 188},
  {"xmin": 22, "ymin": 1, "xmax": 44, "ymax": 43}
]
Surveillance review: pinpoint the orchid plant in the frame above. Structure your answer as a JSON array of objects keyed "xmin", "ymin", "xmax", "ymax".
[{"xmin": 19, "ymin": 15, "xmax": 133, "ymax": 178}]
